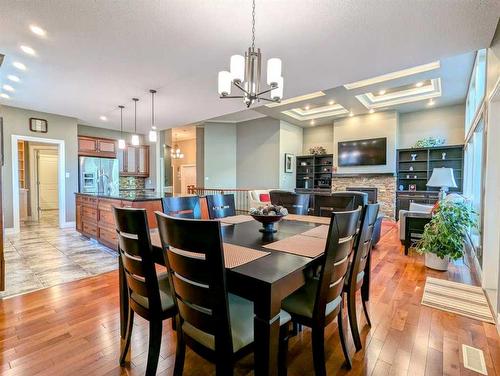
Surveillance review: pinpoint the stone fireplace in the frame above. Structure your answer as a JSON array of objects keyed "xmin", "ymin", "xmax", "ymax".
[{"xmin": 331, "ymin": 173, "xmax": 397, "ymax": 219}]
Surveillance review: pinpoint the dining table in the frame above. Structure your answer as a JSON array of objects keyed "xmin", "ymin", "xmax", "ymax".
[{"xmin": 118, "ymin": 214, "xmax": 372, "ymax": 376}]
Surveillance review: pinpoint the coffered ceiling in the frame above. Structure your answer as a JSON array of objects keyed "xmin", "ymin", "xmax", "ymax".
[{"xmin": 0, "ymin": 1, "xmax": 498, "ymax": 133}]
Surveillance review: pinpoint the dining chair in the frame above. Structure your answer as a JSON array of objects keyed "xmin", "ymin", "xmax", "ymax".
[
  {"xmin": 313, "ymin": 194, "xmax": 355, "ymax": 217},
  {"xmin": 331, "ymin": 191, "xmax": 368, "ymax": 210},
  {"xmin": 343, "ymin": 203, "xmax": 380, "ymax": 352},
  {"xmin": 162, "ymin": 196, "xmax": 201, "ymax": 219},
  {"xmin": 155, "ymin": 212, "xmax": 292, "ymax": 375},
  {"xmin": 205, "ymin": 193, "xmax": 236, "ymax": 219},
  {"xmin": 269, "ymin": 190, "xmax": 310, "ymax": 215},
  {"xmin": 281, "ymin": 208, "xmax": 361, "ymax": 375},
  {"xmin": 113, "ymin": 207, "xmax": 177, "ymax": 375}
]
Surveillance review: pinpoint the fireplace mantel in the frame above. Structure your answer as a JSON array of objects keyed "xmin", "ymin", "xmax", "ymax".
[{"xmin": 332, "ymin": 173, "xmax": 395, "ymax": 178}]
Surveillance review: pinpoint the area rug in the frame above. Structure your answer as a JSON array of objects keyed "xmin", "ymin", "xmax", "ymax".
[{"xmin": 421, "ymin": 277, "xmax": 495, "ymax": 323}]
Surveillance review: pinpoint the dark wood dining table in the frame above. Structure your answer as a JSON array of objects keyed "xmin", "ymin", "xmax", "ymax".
[{"xmin": 118, "ymin": 216, "xmax": 372, "ymax": 376}]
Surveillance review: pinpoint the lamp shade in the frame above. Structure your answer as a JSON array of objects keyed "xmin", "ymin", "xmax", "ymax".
[
  {"xmin": 267, "ymin": 58, "xmax": 282, "ymax": 86},
  {"xmin": 218, "ymin": 71, "xmax": 231, "ymax": 96},
  {"xmin": 271, "ymin": 76, "xmax": 283, "ymax": 100},
  {"xmin": 118, "ymin": 139, "xmax": 126, "ymax": 149},
  {"xmin": 149, "ymin": 129, "xmax": 157, "ymax": 142},
  {"xmin": 131, "ymin": 134, "xmax": 140, "ymax": 146},
  {"xmin": 427, "ymin": 167, "xmax": 457, "ymax": 188},
  {"xmin": 230, "ymin": 55, "xmax": 245, "ymax": 83}
]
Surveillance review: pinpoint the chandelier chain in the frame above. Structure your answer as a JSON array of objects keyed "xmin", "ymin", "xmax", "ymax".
[{"xmin": 251, "ymin": 0, "xmax": 255, "ymax": 50}]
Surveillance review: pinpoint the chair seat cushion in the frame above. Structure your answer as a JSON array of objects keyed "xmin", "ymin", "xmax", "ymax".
[
  {"xmin": 130, "ymin": 272, "xmax": 174, "ymax": 312},
  {"xmin": 282, "ymin": 278, "xmax": 342, "ymax": 319},
  {"xmin": 182, "ymin": 293, "xmax": 291, "ymax": 352}
]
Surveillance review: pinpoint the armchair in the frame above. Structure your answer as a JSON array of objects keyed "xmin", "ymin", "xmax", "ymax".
[{"xmin": 248, "ymin": 189, "xmax": 272, "ymax": 209}]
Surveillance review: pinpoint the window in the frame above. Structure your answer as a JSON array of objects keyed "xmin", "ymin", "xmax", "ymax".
[{"xmin": 465, "ymin": 49, "xmax": 487, "ymax": 135}]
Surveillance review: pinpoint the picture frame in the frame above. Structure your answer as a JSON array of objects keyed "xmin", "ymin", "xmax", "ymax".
[
  {"xmin": 284, "ymin": 153, "xmax": 294, "ymax": 173},
  {"xmin": 29, "ymin": 117, "xmax": 48, "ymax": 133}
]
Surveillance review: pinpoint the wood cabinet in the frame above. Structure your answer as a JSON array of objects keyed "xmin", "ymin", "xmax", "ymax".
[
  {"xmin": 75, "ymin": 193, "xmax": 161, "ymax": 250},
  {"xmin": 119, "ymin": 145, "xmax": 150, "ymax": 177},
  {"xmin": 78, "ymin": 136, "xmax": 117, "ymax": 158}
]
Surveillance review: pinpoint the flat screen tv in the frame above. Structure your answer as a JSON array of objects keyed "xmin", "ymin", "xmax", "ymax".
[{"xmin": 338, "ymin": 137, "xmax": 387, "ymax": 166}]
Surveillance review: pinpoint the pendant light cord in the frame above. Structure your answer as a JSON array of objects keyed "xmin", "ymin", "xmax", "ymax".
[
  {"xmin": 251, "ymin": 0, "xmax": 256, "ymax": 50},
  {"xmin": 119, "ymin": 105, "xmax": 124, "ymax": 137}
]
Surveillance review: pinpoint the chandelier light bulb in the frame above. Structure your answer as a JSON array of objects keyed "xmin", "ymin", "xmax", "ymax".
[
  {"xmin": 230, "ymin": 55, "xmax": 245, "ymax": 83},
  {"xmin": 218, "ymin": 71, "xmax": 232, "ymax": 96},
  {"xmin": 267, "ymin": 58, "xmax": 282, "ymax": 86},
  {"xmin": 131, "ymin": 134, "xmax": 140, "ymax": 146},
  {"xmin": 149, "ymin": 129, "xmax": 157, "ymax": 142},
  {"xmin": 118, "ymin": 139, "xmax": 126, "ymax": 149},
  {"xmin": 271, "ymin": 76, "xmax": 284, "ymax": 100}
]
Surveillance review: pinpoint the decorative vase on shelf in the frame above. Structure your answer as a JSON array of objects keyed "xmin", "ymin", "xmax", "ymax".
[
  {"xmin": 309, "ymin": 146, "xmax": 327, "ymax": 155},
  {"xmin": 442, "ymin": 152, "xmax": 447, "ymax": 160},
  {"xmin": 411, "ymin": 154, "xmax": 417, "ymax": 161}
]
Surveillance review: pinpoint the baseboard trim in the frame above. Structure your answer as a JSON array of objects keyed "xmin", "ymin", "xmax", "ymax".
[{"xmin": 60, "ymin": 221, "xmax": 75, "ymax": 229}]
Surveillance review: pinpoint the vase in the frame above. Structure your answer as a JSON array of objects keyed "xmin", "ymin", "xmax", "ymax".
[{"xmin": 424, "ymin": 253, "xmax": 449, "ymax": 271}]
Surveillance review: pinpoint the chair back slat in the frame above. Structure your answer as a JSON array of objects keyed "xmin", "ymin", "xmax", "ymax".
[
  {"xmin": 314, "ymin": 195, "xmax": 355, "ymax": 216},
  {"xmin": 162, "ymin": 196, "xmax": 201, "ymax": 219},
  {"xmin": 155, "ymin": 212, "xmax": 233, "ymax": 354},
  {"xmin": 348, "ymin": 203, "xmax": 380, "ymax": 290},
  {"xmin": 269, "ymin": 190, "xmax": 310, "ymax": 215},
  {"xmin": 314, "ymin": 209, "xmax": 360, "ymax": 322},
  {"xmin": 114, "ymin": 207, "xmax": 163, "ymax": 313},
  {"xmin": 206, "ymin": 194, "xmax": 236, "ymax": 219}
]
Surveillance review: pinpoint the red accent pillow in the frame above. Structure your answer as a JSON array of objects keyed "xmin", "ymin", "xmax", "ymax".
[{"xmin": 259, "ymin": 193, "xmax": 271, "ymax": 202}]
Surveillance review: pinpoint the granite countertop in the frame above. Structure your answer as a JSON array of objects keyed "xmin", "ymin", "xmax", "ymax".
[{"xmin": 75, "ymin": 192, "xmax": 163, "ymax": 202}]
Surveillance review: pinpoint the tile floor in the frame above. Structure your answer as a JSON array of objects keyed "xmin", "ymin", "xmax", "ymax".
[{"xmin": 1, "ymin": 210, "xmax": 118, "ymax": 299}]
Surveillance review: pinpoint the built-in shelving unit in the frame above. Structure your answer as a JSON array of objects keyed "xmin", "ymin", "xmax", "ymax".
[
  {"xmin": 18, "ymin": 140, "xmax": 26, "ymax": 188},
  {"xmin": 296, "ymin": 154, "xmax": 334, "ymax": 190}
]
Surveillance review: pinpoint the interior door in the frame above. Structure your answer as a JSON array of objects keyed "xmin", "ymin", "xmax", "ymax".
[
  {"xmin": 37, "ymin": 151, "xmax": 59, "ymax": 211},
  {"xmin": 180, "ymin": 165, "xmax": 196, "ymax": 195}
]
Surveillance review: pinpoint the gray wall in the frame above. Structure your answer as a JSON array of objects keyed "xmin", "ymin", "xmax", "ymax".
[
  {"xmin": 78, "ymin": 124, "xmax": 157, "ymax": 189},
  {"xmin": 196, "ymin": 126, "xmax": 205, "ymax": 187},
  {"xmin": 279, "ymin": 121, "xmax": 303, "ymax": 190},
  {"xmin": 203, "ymin": 122, "xmax": 237, "ymax": 188},
  {"xmin": 398, "ymin": 104, "xmax": 465, "ymax": 148},
  {"xmin": 236, "ymin": 117, "xmax": 280, "ymax": 189},
  {"xmin": 303, "ymin": 123, "xmax": 334, "ymax": 154},
  {"xmin": 1, "ymin": 105, "xmax": 78, "ymax": 228}
]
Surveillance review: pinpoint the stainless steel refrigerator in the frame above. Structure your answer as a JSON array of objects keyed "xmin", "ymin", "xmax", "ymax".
[{"xmin": 79, "ymin": 156, "xmax": 119, "ymax": 195}]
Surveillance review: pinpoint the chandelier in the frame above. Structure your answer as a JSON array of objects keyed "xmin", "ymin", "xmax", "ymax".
[
  {"xmin": 218, "ymin": 0, "xmax": 283, "ymax": 107},
  {"xmin": 171, "ymin": 135, "xmax": 184, "ymax": 159}
]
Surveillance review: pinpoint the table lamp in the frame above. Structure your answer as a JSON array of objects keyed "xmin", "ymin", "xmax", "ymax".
[{"xmin": 426, "ymin": 167, "xmax": 457, "ymax": 201}]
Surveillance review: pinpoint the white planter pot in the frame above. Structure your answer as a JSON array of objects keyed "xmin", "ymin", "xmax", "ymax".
[{"xmin": 424, "ymin": 253, "xmax": 449, "ymax": 271}]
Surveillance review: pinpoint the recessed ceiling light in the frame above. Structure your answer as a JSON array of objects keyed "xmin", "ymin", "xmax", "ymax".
[
  {"xmin": 428, "ymin": 99, "xmax": 435, "ymax": 106},
  {"xmin": 328, "ymin": 100, "xmax": 335, "ymax": 105},
  {"xmin": 3, "ymin": 84, "xmax": 14, "ymax": 92},
  {"xmin": 7, "ymin": 75, "xmax": 20, "ymax": 82},
  {"xmin": 20, "ymin": 45, "xmax": 36, "ymax": 55},
  {"xmin": 349, "ymin": 112, "xmax": 354, "ymax": 117},
  {"xmin": 416, "ymin": 81, "xmax": 424, "ymax": 88},
  {"xmin": 369, "ymin": 109, "xmax": 375, "ymax": 114},
  {"xmin": 304, "ymin": 105, "xmax": 310, "ymax": 110},
  {"xmin": 13, "ymin": 62, "xmax": 26, "ymax": 71},
  {"xmin": 99, "ymin": 115, "xmax": 108, "ymax": 121},
  {"xmin": 378, "ymin": 90, "xmax": 386, "ymax": 95},
  {"xmin": 310, "ymin": 120, "xmax": 315, "ymax": 125},
  {"xmin": 30, "ymin": 25, "xmax": 46, "ymax": 37},
  {"xmin": 0, "ymin": 93, "xmax": 10, "ymax": 99}
]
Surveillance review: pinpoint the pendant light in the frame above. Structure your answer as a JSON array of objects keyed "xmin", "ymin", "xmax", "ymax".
[
  {"xmin": 118, "ymin": 105, "xmax": 126, "ymax": 149},
  {"xmin": 149, "ymin": 89, "xmax": 157, "ymax": 142},
  {"xmin": 171, "ymin": 134, "xmax": 184, "ymax": 159},
  {"xmin": 131, "ymin": 98, "xmax": 140, "ymax": 146}
]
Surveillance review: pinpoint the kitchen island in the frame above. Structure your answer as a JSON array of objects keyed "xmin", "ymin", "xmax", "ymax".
[{"xmin": 75, "ymin": 193, "xmax": 163, "ymax": 250}]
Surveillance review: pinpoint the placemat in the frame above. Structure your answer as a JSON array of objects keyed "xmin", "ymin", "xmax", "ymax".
[
  {"xmin": 149, "ymin": 231, "xmax": 269, "ymax": 268},
  {"xmin": 220, "ymin": 215, "xmax": 254, "ymax": 225},
  {"xmin": 301, "ymin": 225, "xmax": 329, "ymax": 239},
  {"xmin": 285, "ymin": 214, "xmax": 331, "ymax": 225},
  {"xmin": 263, "ymin": 234, "xmax": 326, "ymax": 258}
]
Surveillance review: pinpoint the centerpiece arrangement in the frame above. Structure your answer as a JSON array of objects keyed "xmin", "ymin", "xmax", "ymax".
[{"xmin": 249, "ymin": 205, "xmax": 288, "ymax": 233}]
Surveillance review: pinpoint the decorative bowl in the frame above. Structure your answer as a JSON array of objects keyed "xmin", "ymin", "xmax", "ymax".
[{"xmin": 250, "ymin": 214, "xmax": 286, "ymax": 233}]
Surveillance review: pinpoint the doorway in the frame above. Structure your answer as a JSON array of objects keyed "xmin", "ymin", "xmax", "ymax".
[{"xmin": 180, "ymin": 164, "xmax": 196, "ymax": 195}]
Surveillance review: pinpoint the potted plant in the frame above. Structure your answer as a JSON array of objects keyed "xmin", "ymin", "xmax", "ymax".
[{"xmin": 415, "ymin": 199, "xmax": 476, "ymax": 271}]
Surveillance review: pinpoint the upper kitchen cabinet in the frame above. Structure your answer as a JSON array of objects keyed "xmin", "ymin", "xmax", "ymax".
[
  {"xmin": 78, "ymin": 136, "xmax": 117, "ymax": 158},
  {"xmin": 118, "ymin": 145, "xmax": 150, "ymax": 177}
]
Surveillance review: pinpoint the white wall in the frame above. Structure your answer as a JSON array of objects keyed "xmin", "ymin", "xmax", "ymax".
[
  {"xmin": 279, "ymin": 121, "xmax": 303, "ymax": 190},
  {"xmin": 334, "ymin": 111, "xmax": 398, "ymax": 174},
  {"xmin": 203, "ymin": 122, "xmax": 237, "ymax": 188},
  {"xmin": 0, "ymin": 105, "xmax": 78, "ymax": 228},
  {"xmin": 398, "ymin": 104, "xmax": 465, "ymax": 148},
  {"xmin": 303, "ymin": 124, "xmax": 334, "ymax": 154},
  {"xmin": 236, "ymin": 117, "xmax": 280, "ymax": 189}
]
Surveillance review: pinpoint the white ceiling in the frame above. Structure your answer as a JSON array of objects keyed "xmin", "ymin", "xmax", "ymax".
[{"xmin": 0, "ymin": 1, "xmax": 498, "ymax": 134}]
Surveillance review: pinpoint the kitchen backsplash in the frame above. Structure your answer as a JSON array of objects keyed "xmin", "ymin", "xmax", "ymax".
[{"xmin": 119, "ymin": 176, "xmax": 146, "ymax": 190}]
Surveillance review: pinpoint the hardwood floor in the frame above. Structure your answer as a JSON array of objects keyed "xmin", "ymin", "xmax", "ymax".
[{"xmin": 0, "ymin": 222, "xmax": 498, "ymax": 375}]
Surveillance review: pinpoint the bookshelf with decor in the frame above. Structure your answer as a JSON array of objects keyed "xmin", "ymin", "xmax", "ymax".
[
  {"xmin": 395, "ymin": 145, "xmax": 464, "ymax": 219},
  {"xmin": 296, "ymin": 154, "xmax": 334, "ymax": 190}
]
